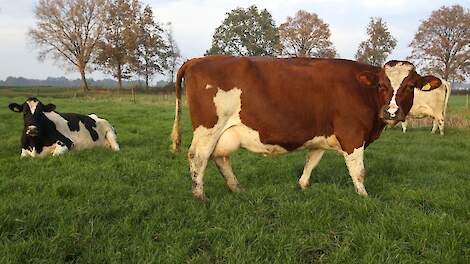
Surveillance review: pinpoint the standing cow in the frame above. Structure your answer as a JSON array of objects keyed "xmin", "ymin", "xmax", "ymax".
[
  {"xmin": 171, "ymin": 56, "xmax": 442, "ymax": 200},
  {"xmin": 9, "ymin": 97, "xmax": 120, "ymax": 157},
  {"xmin": 401, "ymin": 78, "xmax": 451, "ymax": 135}
]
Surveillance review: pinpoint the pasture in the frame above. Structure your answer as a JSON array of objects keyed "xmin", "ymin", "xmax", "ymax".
[{"xmin": 0, "ymin": 88, "xmax": 469, "ymax": 263}]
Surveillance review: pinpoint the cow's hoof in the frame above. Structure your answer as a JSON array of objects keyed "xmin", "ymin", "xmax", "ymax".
[
  {"xmin": 356, "ymin": 189, "xmax": 369, "ymax": 197},
  {"xmin": 228, "ymin": 185, "xmax": 243, "ymax": 193},
  {"xmin": 193, "ymin": 193, "xmax": 208, "ymax": 202},
  {"xmin": 298, "ymin": 181, "xmax": 310, "ymax": 190}
]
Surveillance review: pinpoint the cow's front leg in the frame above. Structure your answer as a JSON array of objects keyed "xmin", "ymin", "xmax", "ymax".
[
  {"xmin": 298, "ymin": 149, "xmax": 325, "ymax": 190},
  {"xmin": 52, "ymin": 141, "xmax": 69, "ymax": 156},
  {"xmin": 401, "ymin": 120, "xmax": 408, "ymax": 133},
  {"xmin": 435, "ymin": 118, "xmax": 445, "ymax": 136},
  {"xmin": 21, "ymin": 149, "xmax": 30, "ymax": 158},
  {"xmin": 343, "ymin": 145, "xmax": 368, "ymax": 196},
  {"xmin": 431, "ymin": 119, "xmax": 438, "ymax": 134}
]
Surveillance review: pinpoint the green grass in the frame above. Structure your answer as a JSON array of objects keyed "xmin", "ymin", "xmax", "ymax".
[{"xmin": 0, "ymin": 91, "xmax": 469, "ymax": 263}]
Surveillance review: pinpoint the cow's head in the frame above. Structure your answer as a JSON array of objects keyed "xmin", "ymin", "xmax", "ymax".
[
  {"xmin": 9, "ymin": 98, "xmax": 56, "ymax": 137},
  {"xmin": 358, "ymin": 60, "xmax": 442, "ymax": 126}
]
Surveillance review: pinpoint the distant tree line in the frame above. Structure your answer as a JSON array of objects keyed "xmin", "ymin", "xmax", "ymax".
[
  {"xmin": 29, "ymin": 0, "xmax": 181, "ymax": 92},
  {"xmin": 0, "ymin": 76, "xmax": 171, "ymax": 88},
  {"xmin": 28, "ymin": 1, "xmax": 468, "ymax": 92}
]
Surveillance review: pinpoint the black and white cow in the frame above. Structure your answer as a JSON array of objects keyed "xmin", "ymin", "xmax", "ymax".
[{"xmin": 9, "ymin": 97, "xmax": 120, "ymax": 157}]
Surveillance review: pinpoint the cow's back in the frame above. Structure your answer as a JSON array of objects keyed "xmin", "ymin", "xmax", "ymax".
[{"xmin": 44, "ymin": 112, "xmax": 112, "ymax": 150}]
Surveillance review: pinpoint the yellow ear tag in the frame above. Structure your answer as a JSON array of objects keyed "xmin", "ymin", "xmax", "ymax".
[{"xmin": 422, "ymin": 83, "xmax": 431, "ymax": 91}]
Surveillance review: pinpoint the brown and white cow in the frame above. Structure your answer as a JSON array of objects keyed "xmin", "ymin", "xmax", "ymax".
[
  {"xmin": 170, "ymin": 56, "xmax": 442, "ymax": 200},
  {"xmin": 401, "ymin": 77, "xmax": 451, "ymax": 135}
]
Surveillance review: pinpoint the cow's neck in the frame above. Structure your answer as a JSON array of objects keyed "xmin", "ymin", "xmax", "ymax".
[{"xmin": 363, "ymin": 88, "xmax": 388, "ymax": 147}]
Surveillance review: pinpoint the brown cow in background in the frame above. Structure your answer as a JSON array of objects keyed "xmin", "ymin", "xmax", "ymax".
[{"xmin": 171, "ymin": 56, "xmax": 442, "ymax": 200}]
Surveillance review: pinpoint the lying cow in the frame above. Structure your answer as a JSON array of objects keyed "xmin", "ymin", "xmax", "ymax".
[
  {"xmin": 171, "ymin": 56, "xmax": 442, "ymax": 200},
  {"xmin": 9, "ymin": 97, "xmax": 120, "ymax": 157},
  {"xmin": 401, "ymin": 77, "xmax": 451, "ymax": 135}
]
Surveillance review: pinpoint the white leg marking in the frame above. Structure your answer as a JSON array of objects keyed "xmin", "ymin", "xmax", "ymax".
[
  {"xmin": 401, "ymin": 120, "xmax": 408, "ymax": 133},
  {"xmin": 438, "ymin": 118, "xmax": 445, "ymax": 136},
  {"xmin": 298, "ymin": 149, "xmax": 325, "ymax": 190},
  {"xmin": 188, "ymin": 131, "xmax": 213, "ymax": 201},
  {"xmin": 52, "ymin": 144, "xmax": 69, "ymax": 156},
  {"xmin": 343, "ymin": 145, "xmax": 368, "ymax": 196},
  {"xmin": 214, "ymin": 156, "xmax": 241, "ymax": 192},
  {"xmin": 29, "ymin": 147, "xmax": 37, "ymax": 158},
  {"xmin": 21, "ymin": 148, "xmax": 29, "ymax": 158},
  {"xmin": 431, "ymin": 119, "xmax": 438, "ymax": 134}
]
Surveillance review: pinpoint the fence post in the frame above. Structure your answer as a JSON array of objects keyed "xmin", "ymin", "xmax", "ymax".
[
  {"xmin": 131, "ymin": 87, "xmax": 136, "ymax": 104},
  {"xmin": 466, "ymin": 90, "xmax": 469, "ymax": 109}
]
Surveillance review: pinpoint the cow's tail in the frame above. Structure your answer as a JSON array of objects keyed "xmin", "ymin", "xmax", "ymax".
[
  {"xmin": 170, "ymin": 62, "xmax": 187, "ymax": 153},
  {"xmin": 442, "ymin": 80, "xmax": 452, "ymax": 120}
]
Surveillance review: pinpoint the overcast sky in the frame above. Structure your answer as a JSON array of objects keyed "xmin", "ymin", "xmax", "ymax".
[{"xmin": 0, "ymin": 0, "xmax": 467, "ymax": 81}]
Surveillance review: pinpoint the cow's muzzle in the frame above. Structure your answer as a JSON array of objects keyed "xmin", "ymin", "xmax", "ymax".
[
  {"xmin": 381, "ymin": 107, "xmax": 405, "ymax": 121},
  {"xmin": 26, "ymin": 125, "xmax": 39, "ymax": 136}
]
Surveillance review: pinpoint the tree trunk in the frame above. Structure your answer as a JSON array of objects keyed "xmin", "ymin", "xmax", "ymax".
[
  {"xmin": 145, "ymin": 66, "xmax": 149, "ymax": 90},
  {"xmin": 79, "ymin": 66, "xmax": 89, "ymax": 92},
  {"xmin": 117, "ymin": 64, "xmax": 122, "ymax": 91}
]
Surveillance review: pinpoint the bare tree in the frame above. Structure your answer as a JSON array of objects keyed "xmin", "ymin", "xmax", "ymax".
[
  {"xmin": 95, "ymin": 0, "xmax": 139, "ymax": 90},
  {"xmin": 29, "ymin": 0, "xmax": 108, "ymax": 92},
  {"xmin": 355, "ymin": 17, "xmax": 397, "ymax": 66},
  {"xmin": 165, "ymin": 22, "xmax": 182, "ymax": 83},
  {"xmin": 278, "ymin": 10, "xmax": 336, "ymax": 58},
  {"xmin": 408, "ymin": 5, "xmax": 470, "ymax": 81}
]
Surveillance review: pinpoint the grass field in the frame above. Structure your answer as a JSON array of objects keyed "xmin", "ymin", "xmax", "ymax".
[{"xmin": 0, "ymin": 88, "xmax": 469, "ymax": 263}]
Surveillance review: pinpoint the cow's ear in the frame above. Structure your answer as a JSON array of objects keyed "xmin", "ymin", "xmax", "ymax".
[
  {"xmin": 43, "ymin": 104, "xmax": 56, "ymax": 112},
  {"xmin": 416, "ymin": 75, "xmax": 442, "ymax": 91},
  {"xmin": 357, "ymin": 71, "xmax": 379, "ymax": 88},
  {"xmin": 8, "ymin": 103, "xmax": 23, "ymax": 113}
]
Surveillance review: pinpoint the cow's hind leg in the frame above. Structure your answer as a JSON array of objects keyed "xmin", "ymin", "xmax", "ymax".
[
  {"xmin": 434, "ymin": 116, "xmax": 445, "ymax": 136},
  {"xmin": 343, "ymin": 145, "xmax": 368, "ymax": 196},
  {"xmin": 188, "ymin": 126, "xmax": 226, "ymax": 201},
  {"xmin": 214, "ymin": 157, "xmax": 241, "ymax": 192},
  {"xmin": 438, "ymin": 118, "xmax": 445, "ymax": 136},
  {"xmin": 298, "ymin": 149, "xmax": 325, "ymax": 190},
  {"xmin": 212, "ymin": 127, "xmax": 242, "ymax": 192}
]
